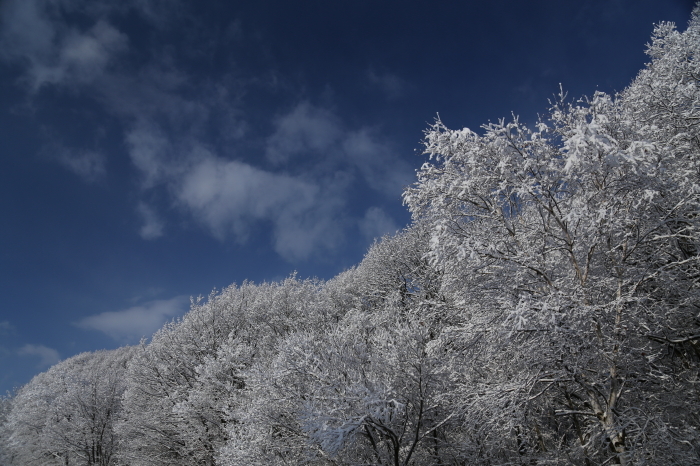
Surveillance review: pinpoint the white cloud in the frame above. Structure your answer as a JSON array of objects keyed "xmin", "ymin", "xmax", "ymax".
[
  {"xmin": 74, "ymin": 295, "xmax": 189, "ymax": 342},
  {"xmin": 119, "ymin": 102, "xmax": 412, "ymax": 260},
  {"xmin": 17, "ymin": 344, "xmax": 60, "ymax": 369},
  {"xmin": 0, "ymin": 321, "xmax": 15, "ymax": 335},
  {"xmin": 0, "ymin": 0, "xmax": 128, "ymax": 90},
  {"xmin": 342, "ymin": 129, "xmax": 413, "ymax": 197},
  {"xmin": 366, "ymin": 69, "xmax": 407, "ymax": 99},
  {"xmin": 126, "ymin": 121, "xmax": 173, "ymax": 188},
  {"xmin": 265, "ymin": 102, "xmax": 342, "ymax": 164},
  {"xmin": 124, "ymin": 109, "xmax": 350, "ymax": 260},
  {"xmin": 177, "ymin": 153, "xmax": 316, "ymax": 234},
  {"xmin": 175, "ymin": 152, "xmax": 344, "ymax": 261},
  {"xmin": 0, "ymin": 0, "xmax": 183, "ymax": 91},
  {"xmin": 137, "ymin": 202, "xmax": 164, "ymax": 239},
  {"xmin": 271, "ymin": 194, "xmax": 346, "ymax": 262},
  {"xmin": 1, "ymin": 0, "xmax": 410, "ymax": 264},
  {"xmin": 0, "ymin": 0, "xmax": 55, "ymax": 61},
  {"xmin": 56, "ymin": 149, "xmax": 106, "ymax": 183},
  {"xmin": 266, "ymin": 103, "xmax": 414, "ymax": 197},
  {"xmin": 359, "ymin": 207, "xmax": 398, "ymax": 242},
  {"xmin": 59, "ymin": 20, "xmax": 127, "ymax": 81},
  {"xmin": 130, "ymin": 0, "xmax": 184, "ymax": 27}
]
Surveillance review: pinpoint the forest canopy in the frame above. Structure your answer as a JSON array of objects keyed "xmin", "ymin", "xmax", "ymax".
[{"xmin": 2, "ymin": 5, "xmax": 700, "ymax": 466}]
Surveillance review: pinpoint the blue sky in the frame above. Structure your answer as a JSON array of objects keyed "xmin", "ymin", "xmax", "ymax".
[{"xmin": 0, "ymin": 0, "xmax": 694, "ymax": 394}]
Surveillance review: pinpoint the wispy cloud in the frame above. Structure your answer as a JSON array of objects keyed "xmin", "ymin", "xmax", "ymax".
[
  {"xmin": 266, "ymin": 102, "xmax": 413, "ymax": 196},
  {"xmin": 122, "ymin": 101, "xmax": 409, "ymax": 260},
  {"xmin": 56, "ymin": 148, "xmax": 107, "ymax": 183},
  {"xmin": 126, "ymin": 121, "xmax": 174, "ymax": 188},
  {"xmin": 265, "ymin": 102, "xmax": 343, "ymax": 164},
  {"xmin": 17, "ymin": 344, "xmax": 60, "ymax": 369},
  {"xmin": 129, "ymin": 0, "xmax": 185, "ymax": 27},
  {"xmin": 175, "ymin": 151, "xmax": 345, "ymax": 261},
  {"xmin": 366, "ymin": 69, "xmax": 408, "ymax": 100},
  {"xmin": 123, "ymin": 103, "xmax": 352, "ymax": 261},
  {"xmin": 74, "ymin": 295, "xmax": 189, "ymax": 342},
  {"xmin": 1, "ymin": 0, "xmax": 411, "ymax": 264},
  {"xmin": 137, "ymin": 202, "xmax": 164, "ymax": 240},
  {"xmin": 359, "ymin": 206, "xmax": 398, "ymax": 242},
  {"xmin": 0, "ymin": 0, "xmax": 128, "ymax": 91},
  {"xmin": 0, "ymin": 321, "xmax": 15, "ymax": 336},
  {"xmin": 341, "ymin": 128, "xmax": 413, "ymax": 197}
]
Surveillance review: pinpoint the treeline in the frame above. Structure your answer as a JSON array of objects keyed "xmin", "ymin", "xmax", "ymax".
[{"xmin": 2, "ymin": 7, "xmax": 700, "ymax": 466}]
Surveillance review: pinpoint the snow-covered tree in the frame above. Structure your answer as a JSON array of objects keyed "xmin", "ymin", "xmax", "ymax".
[
  {"xmin": 218, "ymin": 225, "xmax": 469, "ymax": 466},
  {"xmin": 0, "ymin": 394, "xmax": 13, "ymax": 466},
  {"xmin": 403, "ymin": 6, "xmax": 700, "ymax": 464},
  {"xmin": 278, "ymin": 310, "xmax": 464, "ymax": 465},
  {"xmin": 6, "ymin": 6, "xmax": 700, "ymax": 466},
  {"xmin": 118, "ymin": 275, "xmax": 334, "ymax": 466},
  {"xmin": 349, "ymin": 222, "xmax": 441, "ymax": 308},
  {"xmin": 3, "ymin": 347, "xmax": 135, "ymax": 466},
  {"xmin": 118, "ymin": 290, "xmax": 243, "ymax": 466}
]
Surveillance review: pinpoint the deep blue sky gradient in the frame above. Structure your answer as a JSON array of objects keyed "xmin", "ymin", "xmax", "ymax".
[{"xmin": 0, "ymin": 0, "xmax": 695, "ymax": 394}]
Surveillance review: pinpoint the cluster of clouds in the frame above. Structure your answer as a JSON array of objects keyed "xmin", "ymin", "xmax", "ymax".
[
  {"xmin": 122, "ymin": 100, "xmax": 409, "ymax": 261},
  {"xmin": 73, "ymin": 296, "xmax": 190, "ymax": 343},
  {"xmin": 0, "ymin": 321, "xmax": 14, "ymax": 335},
  {"xmin": 1, "ymin": 0, "xmax": 409, "ymax": 262},
  {"xmin": 0, "ymin": 322, "xmax": 56, "ymax": 372},
  {"xmin": 122, "ymin": 108, "xmax": 400, "ymax": 262},
  {"xmin": 2, "ymin": 293, "xmax": 190, "ymax": 365},
  {"xmin": 2, "ymin": 318, "xmax": 60, "ymax": 369},
  {"xmin": 1, "ymin": 1, "xmax": 128, "ymax": 90},
  {"xmin": 1, "ymin": 0, "xmax": 413, "ymax": 344},
  {"xmin": 17, "ymin": 344, "xmax": 61, "ymax": 369}
]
